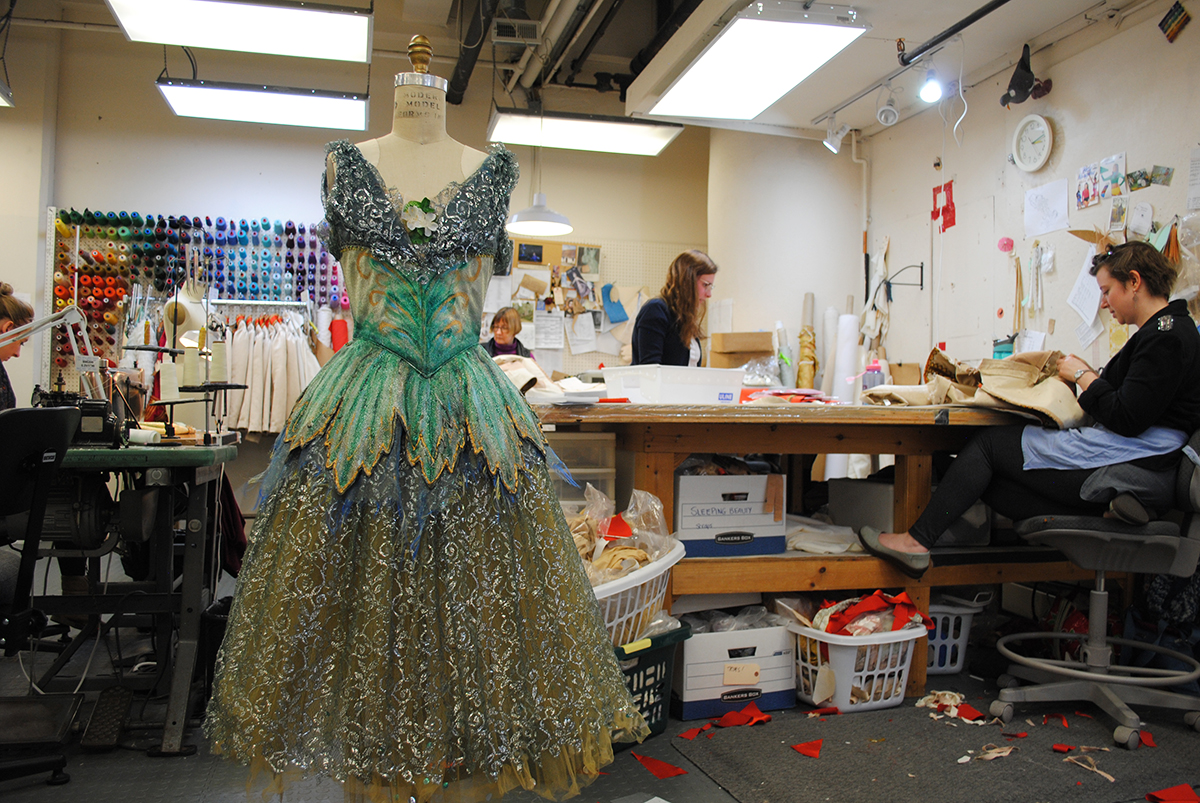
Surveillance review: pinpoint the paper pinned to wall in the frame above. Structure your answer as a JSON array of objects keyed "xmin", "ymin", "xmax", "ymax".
[
  {"xmin": 537, "ymin": 346, "xmax": 563, "ymax": 375},
  {"xmin": 1024, "ymin": 179, "xmax": 1069, "ymax": 238},
  {"xmin": 1076, "ymin": 314, "xmax": 1104, "ymax": 349},
  {"xmin": 565, "ymin": 313, "xmax": 598, "ymax": 354},
  {"xmin": 1067, "ymin": 245, "xmax": 1101, "ymax": 325},
  {"xmin": 533, "ymin": 309, "xmax": 565, "ymax": 349},
  {"xmin": 1188, "ymin": 147, "xmax": 1200, "ymax": 210},
  {"xmin": 1015, "ymin": 329, "xmax": 1047, "ymax": 353}
]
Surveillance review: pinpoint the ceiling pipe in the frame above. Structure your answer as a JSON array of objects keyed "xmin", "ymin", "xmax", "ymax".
[
  {"xmin": 897, "ymin": 0, "xmax": 1015, "ymax": 66},
  {"xmin": 543, "ymin": 0, "xmax": 609, "ymax": 85},
  {"xmin": 565, "ymin": 0, "xmax": 630, "ymax": 86},
  {"xmin": 630, "ymin": 0, "xmax": 706, "ymax": 75},
  {"xmin": 448, "ymin": 0, "xmax": 505, "ymax": 104},
  {"xmin": 517, "ymin": 0, "xmax": 590, "ymax": 89},
  {"xmin": 505, "ymin": 0, "xmax": 566, "ymax": 93}
]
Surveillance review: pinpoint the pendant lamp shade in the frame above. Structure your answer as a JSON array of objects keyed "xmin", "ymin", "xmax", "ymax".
[{"xmin": 505, "ymin": 193, "xmax": 573, "ymax": 237}]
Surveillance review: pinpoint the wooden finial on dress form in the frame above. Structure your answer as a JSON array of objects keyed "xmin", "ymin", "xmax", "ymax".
[{"xmin": 408, "ymin": 35, "xmax": 433, "ymax": 74}]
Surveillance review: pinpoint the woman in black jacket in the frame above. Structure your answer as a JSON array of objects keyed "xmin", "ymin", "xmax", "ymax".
[
  {"xmin": 631, "ymin": 250, "xmax": 717, "ymax": 366},
  {"xmin": 861, "ymin": 242, "xmax": 1200, "ymax": 578}
]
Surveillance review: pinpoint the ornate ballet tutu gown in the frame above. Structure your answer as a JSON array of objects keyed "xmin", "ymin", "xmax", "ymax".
[{"xmin": 205, "ymin": 140, "xmax": 647, "ymax": 801}]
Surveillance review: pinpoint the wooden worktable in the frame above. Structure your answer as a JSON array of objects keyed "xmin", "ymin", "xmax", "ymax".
[{"xmin": 535, "ymin": 403, "xmax": 1089, "ymax": 695}]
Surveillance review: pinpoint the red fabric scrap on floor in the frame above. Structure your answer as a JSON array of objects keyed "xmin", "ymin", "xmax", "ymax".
[
  {"xmin": 809, "ymin": 706, "xmax": 840, "ymax": 715},
  {"xmin": 957, "ymin": 703, "xmax": 984, "ymax": 721},
  {"xmin": 1001, "ymin": 732, "xmax": 1028, "ymax": 739},
  {"xmin": 713, "ymin": 702, "xmax": 772, "ymax": 728},
  {"xmin": 1141, "ymin": 730, "xmax": 1158, "ymax": 747},
  {"xmin": 1075, "ymin": 710, "xmax": 1094, "ymax": 719},
  {"xmin": 677, "ymin": 724, "xmax": 712, "ymax": 741},
  {"xmin": 792, "ymin": 739, "xmax": 823, "ymax": 758},
  {"xmin": 1146, "ymin": 783, "xmax": 1200, "ymax": 802},
  {"xmin": 1052, "ymin": 744, "xmax": 1075, "ymax": 753},
  {"xmin": 630, "ymin": 752, "xmax": 687, "ymax": 779},
  {"xmin": 1044, "ymin": 713, "xmax": 1069, "ymax": 727}
]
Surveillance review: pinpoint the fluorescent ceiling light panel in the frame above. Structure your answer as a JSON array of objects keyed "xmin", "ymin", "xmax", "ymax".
[
  {"xmin": 157, "ymin": 78, "xmax": 368, "ymax": 130},
  {"xmin": 487, "ymin": 109, "xmax": 684, "ymax": 156},
  {"xmin": 649, "ymin": 3, "xmax": 867, "ymax": 121},
  {"xmin": 105, "ymin": 0, "xmax": 373, "ymax": 62}
]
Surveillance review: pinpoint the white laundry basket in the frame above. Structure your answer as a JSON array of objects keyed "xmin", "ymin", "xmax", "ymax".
[
  {"xmin": 592, "ymin": 540, "xmax": 686, "ymax": 646},
  {"xmin": 789, "ymin": 623, "xmax": 926, "ymax": 712}
]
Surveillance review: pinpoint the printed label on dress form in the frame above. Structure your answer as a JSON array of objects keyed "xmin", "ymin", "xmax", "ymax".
[{"xmin": 396, "ymin": 89, "xmax": 443, "ymax": 119}]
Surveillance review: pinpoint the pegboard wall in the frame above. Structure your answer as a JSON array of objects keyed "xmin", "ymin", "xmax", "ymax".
[{"xmin": 508, "ymin": 236, "xmax": 706, "ymax": 376}]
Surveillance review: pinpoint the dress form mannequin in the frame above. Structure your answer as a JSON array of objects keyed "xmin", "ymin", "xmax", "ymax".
[{"xmin": 346, "ymin": 35, "xmax": 487, "ymax": 201}]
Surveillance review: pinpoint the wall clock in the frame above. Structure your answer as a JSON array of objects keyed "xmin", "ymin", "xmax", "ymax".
[{"xmin": 1012, "ymin": 113, "xmax": 1052, "ymax": 172}]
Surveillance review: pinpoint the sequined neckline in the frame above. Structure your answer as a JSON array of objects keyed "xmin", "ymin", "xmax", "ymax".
[{"xmin": 342, "ymin": 141, "xmax": 503, "ymax": 240}]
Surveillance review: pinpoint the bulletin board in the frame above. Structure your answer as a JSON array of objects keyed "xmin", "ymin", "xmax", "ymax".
[{"xmin": 490, "ymin": 237, "xmax": 706, "ymax": 376}]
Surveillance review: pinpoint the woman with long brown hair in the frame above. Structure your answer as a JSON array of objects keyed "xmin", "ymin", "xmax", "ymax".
[
  {"xmin": 631, "ymin": 249, "xmax": 717, "ymax": 366},
  {"xmin": 0, "ymin": 282, "xmax": 35, "ymax": 411}
]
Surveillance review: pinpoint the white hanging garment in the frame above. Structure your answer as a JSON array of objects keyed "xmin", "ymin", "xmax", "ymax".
[
  {"xmin": 268, "ymin": 322, "xmax": 289, "ymax": 434},
  {"xmin": 284, "ymin": 321, "xmax": 302, "ymax": 421},
  {"xmin": 227, "ymin": 320, "xmax": 251, "ymax": 427},
  {"xmin": 246, "ymin": 324, "xmax": 267, "ymax": 433}
]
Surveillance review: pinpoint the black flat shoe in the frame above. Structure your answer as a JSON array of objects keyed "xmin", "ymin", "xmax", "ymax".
[
  {"xmin": 1108, "ymin": 493, "xmax": 1151, "ymax": 526},
  {"xmin": 858, "ymin": 526, "xmax": 931, "ymax": 579}
]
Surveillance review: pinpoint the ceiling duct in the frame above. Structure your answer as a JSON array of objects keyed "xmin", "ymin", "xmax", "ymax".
[{"xmin": 492, "ymin": 18, "xmax": 540, "ymax": 45}]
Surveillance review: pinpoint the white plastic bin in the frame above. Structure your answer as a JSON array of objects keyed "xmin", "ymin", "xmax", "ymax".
[
  {"xmin": 789, "ymin": 623, "xmax": 926, "ymax": 712},
  {"xmin": 601, "ymin": 365, "xmax": 744, "ymax": 405}
]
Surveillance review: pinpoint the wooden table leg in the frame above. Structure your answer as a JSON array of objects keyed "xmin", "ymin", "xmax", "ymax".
[
  {"xmin": 906, "ymin": 584, "xmax": 930, "ymax": 697},
  {"xmin": 893, "ymin": 453, "xmax": 933, "ymax": 533},
  {"xmin": 635, "ymin": 450, "xmax": 678, "ymax": 531}
]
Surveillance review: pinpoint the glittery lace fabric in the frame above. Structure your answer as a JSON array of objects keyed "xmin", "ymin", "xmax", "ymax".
[{"xmin": 204, "ymin": 141, "xmax": 648, "ymax": 802}]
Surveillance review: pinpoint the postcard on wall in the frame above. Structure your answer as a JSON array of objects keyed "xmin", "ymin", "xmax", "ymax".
[
  {"xmin": 560, "ymin": 244, "xmax": 578, "ymax": 267},
  {"xmin": 564, "ymin": 266, "xmax": 594, "ymax": 301},
  {"xmin": 1098, "ymin": 152, "xmax": 1126, "ymax": 197},
  {"xmin": 1109, "ymin": 197, "xmax": 1128, "ymax": 232},
  {"xmin": 578, "ymin": 246, "xmax": 601, "ymax": 275},
  {"xmin": 1076, "ymin": 164, "xmax": 1100, "ymax": 210},
  {"xmin": 1151, "ymin": 165, "xmax": 1175, "ymax": 186},
  {"xmin": 1024, "ymin": 178, "xmax": 1069, "ymax": 238},
  {"xmin": 1127, "ymin": 169, "xmax": 1152, "ymax": 191}
]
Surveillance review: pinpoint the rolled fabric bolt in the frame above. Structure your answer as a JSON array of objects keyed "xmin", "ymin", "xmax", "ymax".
[{"xmin": 330, "ymin": 318, "xmax": 349, "ymax": 351}]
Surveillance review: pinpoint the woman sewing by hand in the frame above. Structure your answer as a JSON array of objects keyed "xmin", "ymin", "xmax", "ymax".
[
  {"xmin": 860, "ymin": 241, "xmax": 1200, "ymax": 578},
  {"xmin": 632, "ymin": 250, "xmax": 717, "ymax": 366},
  {"xmin": 484, "ymin": 306, "xmax": 533, "ymax": 359}
]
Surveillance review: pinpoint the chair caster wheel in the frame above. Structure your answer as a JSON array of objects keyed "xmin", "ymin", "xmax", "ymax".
[
  {"xmin": 1114, "ymin": 726, "xmax": 1140, "ymax": 750},
  {"xmin": 996, "ymin": 674, "xmax": 1020, "ymax": 690},
  {"xmin": 1185, "ymin": 711, "xmax": 1200, "ymax": 731},
  {"xmin": 989, "ymin": 701, "xmax": 1013, "ymax": 722}
]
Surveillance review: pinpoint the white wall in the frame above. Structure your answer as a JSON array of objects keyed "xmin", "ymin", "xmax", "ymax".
[
  {"xmin": 706, "ymin": 128, "xmax": 866, "ymax": 357},
  {"xmin": 868, "ymin": 9, "xmax": 1200, "ymax": 366}
]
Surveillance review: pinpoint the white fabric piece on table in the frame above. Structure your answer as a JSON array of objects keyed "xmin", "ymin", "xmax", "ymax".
[{"xmin": 785, "ymin": 515, "xmax": 862, "ymax": 554}]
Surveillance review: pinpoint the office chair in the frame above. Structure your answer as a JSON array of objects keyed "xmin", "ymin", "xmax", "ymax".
[
  {"xmin": 989, "ymin": 430, "xmax": 1200, "ymax": 749},
  {"xmin": 0, "ymin": 406, "xmax": 82, "ymax": 786}
]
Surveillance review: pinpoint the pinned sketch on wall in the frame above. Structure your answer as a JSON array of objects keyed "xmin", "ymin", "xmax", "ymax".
[
  {"xmin": 1127, "ymin": 169, "xmax": 1152, "ymax": 191},
  {"xmin": 1067, "ymin": 245, "xmax": 1101, "ymax": 326},
  {"xmin": 1109, "ymin": 197, "xmax": 1128, "ymax": 232},
  {"xmin": 565, "ymin": 312, "xmax": 598, "ymax": 353},
  {"xmin": 578, "ymin": 246, "xmax": 601, "ymax": 275},
  {"xmin": 1151, "ymin": 165, "xmax": 1175, "ymax": 186},
  {"xmin": 1098, "ymin": 152, "xmax": 1126, "ymax": 197},
  {"xmin": 1024, "ymin": 178, "xmax": 1069, "ymax": 238},
  {"xmin": 1076, "ymin": 164, "xmax": 1100, "ymax": 210}
]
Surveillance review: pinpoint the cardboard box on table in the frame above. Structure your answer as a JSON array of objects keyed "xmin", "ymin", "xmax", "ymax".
[
  {"xmin": 709, "ymin": 332, "xmax": 775, "ymax": 369},
  {"xmin": 674, "ymin": 474, "xmax": 787, "ymax": 557},
  {"xmin": 671, "ymin": 624, "xmax": 796, "ymax": 719}
]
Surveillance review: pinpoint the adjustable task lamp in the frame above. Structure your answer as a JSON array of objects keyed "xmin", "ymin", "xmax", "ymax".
[{"xmin": 0, "ymin": 305, "xmax": 104, "ymax": 400}]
